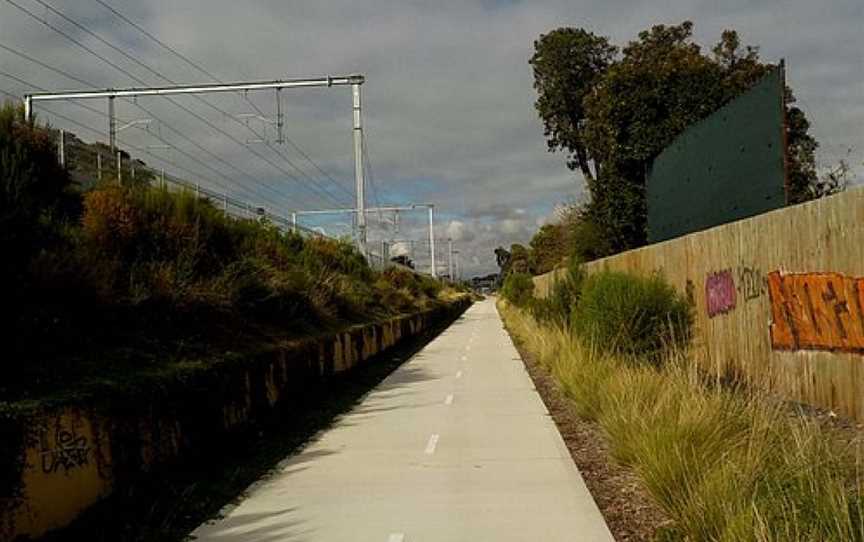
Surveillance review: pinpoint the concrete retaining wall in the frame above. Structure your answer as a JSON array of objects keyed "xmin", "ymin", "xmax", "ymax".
[
  {"xmin": 0, "ymin": 298, "xmax": 471, "ymax": 540},
  {"xmin": 534, "ymin": 188, "xmax": 864, "ymax": 421}
]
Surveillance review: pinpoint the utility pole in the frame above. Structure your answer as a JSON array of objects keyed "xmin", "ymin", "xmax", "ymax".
[
  {"xmin": 447, "ymin": 238, "xmax": 454, "ymax": 281},
  {"xmin": 453, "ymin": 249, "xmax": 461, "ymax": 281},
  {"xmin": 352, "ymin": 81, "xmax": 366, "ymax": 257},
  {"xmin": 58, "ymin": 129, "xmax": 65, "ymax": 168},
  {"xmin": 275, "ymin": 88, "xmax": 284, "ymax": 144},
  {"xmin": 428, "ymin": 205, "xmax": 437, "ymax": 278},
  {"xmin": 108, "ymin": 96, "xmax": 116, "ymax": 153}
]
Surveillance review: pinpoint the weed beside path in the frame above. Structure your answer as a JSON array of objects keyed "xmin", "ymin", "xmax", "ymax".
[
  {"xmin": 504, "ymin": 306, "xmax": 671, "ymax": 541},
  {"xmin": 499, "ymin": 300, "xmax": 864, "ymax": 542}
]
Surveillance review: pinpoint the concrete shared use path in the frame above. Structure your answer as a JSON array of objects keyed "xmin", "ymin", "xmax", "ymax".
[{"xmin": 193, "ymin": 298, "xmax": 614, "ymax": 541}]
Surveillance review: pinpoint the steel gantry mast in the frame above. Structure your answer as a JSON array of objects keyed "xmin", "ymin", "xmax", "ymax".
[{"xmin": 23, "ymin": 74, "xmax": 369, "ymax": 252}]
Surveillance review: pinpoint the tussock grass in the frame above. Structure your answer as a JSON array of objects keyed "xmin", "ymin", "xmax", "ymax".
[{"xmin": 500, "ymin": 301, "xmax": 864, "ymax": 541}]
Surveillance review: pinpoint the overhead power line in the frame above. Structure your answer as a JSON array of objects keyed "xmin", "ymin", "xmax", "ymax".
[
  {"xmin": 0, "ymin": 70, "xmax": 108, "ymax": 119},
  {"xmin": 25, "ymin": 0, "xmax": 352, "ymax": 205},
  {"xmin": 0, "ymin": 73, "xmax": 267, "ymax": 200},
  {"xmin": 90, "ymin": 0, "xmax": 357, "ymax": 201},
  {"xmin": 1, "ymin": 89, "xmax": 306, "ymax": 231},
  {"xmin": 0, "ymin": 69, "xmax": 295, "ymax": 206},
  {"xmin": 0, "ymin": 41, "xmax": 90, "ymax": 87},
  {"xmin": 2, "ymin": 0, "xmax": 334, "ymax": 209}
]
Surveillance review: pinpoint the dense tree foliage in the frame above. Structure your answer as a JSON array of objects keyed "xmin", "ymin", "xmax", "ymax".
[
  {"xmin": 531, "ymin": 22, "xmax": 826, "ymax": 254},
  {"xmin": 528, "ymin": 224, "xmax": 566, "ymax": 274},
  {"xmin": 529, "ymin": 28, "xmax": 616, "ymax": 183}
]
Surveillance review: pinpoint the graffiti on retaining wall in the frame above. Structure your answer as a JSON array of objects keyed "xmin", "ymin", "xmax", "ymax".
[
  {"xmin": 768, "ymin": 271, "xmax": 864, "ymax": 353},
  {"xmin": 706, "ymin": 270, "xmax": 737, "ymax": 317},
  {"xmin": 39, "ymin": 426, "xmax": 91, "ymax": 474}
]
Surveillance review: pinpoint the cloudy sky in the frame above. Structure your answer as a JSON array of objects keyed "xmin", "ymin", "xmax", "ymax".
[{"xmin": 1, "ymin": 0, "xmax": 861, "ymax": 276}]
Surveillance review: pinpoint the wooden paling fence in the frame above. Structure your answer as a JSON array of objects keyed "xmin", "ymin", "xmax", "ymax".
[{"xmin": 534, "ymin": 187, "xmax": 864, "ymax": 421}]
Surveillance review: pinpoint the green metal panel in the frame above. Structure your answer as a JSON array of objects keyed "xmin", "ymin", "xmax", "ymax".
[{"xmin": 647, "ymin": 67, "xmax": 786, "ymax": 243}]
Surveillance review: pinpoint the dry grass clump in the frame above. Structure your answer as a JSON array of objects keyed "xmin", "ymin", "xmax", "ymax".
[{"xmin": 500, "ymin": 302, "xmax": 864, "ymax": 541}]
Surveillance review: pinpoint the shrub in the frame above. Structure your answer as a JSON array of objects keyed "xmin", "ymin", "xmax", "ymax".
[
  {"xmin": 381, "ymin": 266, "xmax": 420, "ymax": 290},
  {"xmin": 417, "ymin": 274, "xmax": 443, "ymax": 299},
  {"xmin": 301, "ymin": 237, "xmax": 370, "ymax": 281},
  {"xmin": 374, "ymin": 277, "xmax": 414, "ymax": 313},
  {"xmin": 530, "ymin": 258, "xmax": 584, "ymax": 326},
  {"xmin": 0, "ymin": 103, "xmax": 71, "ymax": 228},
  {"xmin": 572, "ymin": 270, "xmax": 691, "ymax": 359},
  {"xmin": 0, "ymin": 102, "xmax": 74, "ymax": 283},
  {"xmin": 82, "ymin": 185, "xmax": 140, "ymax": 253},
  {"xmin": 501, "ymin": 272, "xmax": 535, "ymax": 307}
]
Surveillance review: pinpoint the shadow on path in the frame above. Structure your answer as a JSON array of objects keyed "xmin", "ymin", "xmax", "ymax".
[{"xmin": 39, "ymin": 308, "xmax": 468, "ymax": 542}]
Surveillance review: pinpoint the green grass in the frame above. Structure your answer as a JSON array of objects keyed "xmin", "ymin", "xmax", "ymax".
[
  {"xmin": 571, "ymin": 270, "xmax": 692, "ymax": 361},
  {"xmin": 500, "ymin": 301, "xmax": 864, "ymax": 541}
]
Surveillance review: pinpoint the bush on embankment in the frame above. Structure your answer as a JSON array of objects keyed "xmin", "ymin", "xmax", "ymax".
[
  {"xmin": 0, "ymin": 102, "xmax": 457, "ymax": 403},
  {"xmin": 500, "ymin": 282, "xmax": 864, "ymax": 541}
]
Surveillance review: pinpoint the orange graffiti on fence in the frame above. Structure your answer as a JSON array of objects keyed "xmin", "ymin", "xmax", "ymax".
[{"xmin": 768, "ymin": 271, "xmax": 864, "ymax": 353}]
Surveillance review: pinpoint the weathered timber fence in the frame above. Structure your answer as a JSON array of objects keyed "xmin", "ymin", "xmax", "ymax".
[{"xmin": 534, "ymin": 187, "xmax": 864, "ymax": 421}]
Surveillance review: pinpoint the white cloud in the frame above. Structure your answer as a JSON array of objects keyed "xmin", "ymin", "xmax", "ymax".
[{"xmin": 0, "ymin": 0, "xmax": 860, "ymax": 277}]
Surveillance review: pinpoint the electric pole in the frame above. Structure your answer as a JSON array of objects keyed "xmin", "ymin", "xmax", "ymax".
[
  {"xmin": 352, "ymin": 81, "xmax": 366, "ymax": 257},
  {"xmin": 448, "ymin": 238, "xmax": 453, "ymax": 281}
]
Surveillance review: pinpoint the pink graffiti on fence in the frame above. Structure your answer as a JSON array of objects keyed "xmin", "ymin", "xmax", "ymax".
[{"xmin": 706, "ymin": 270, "xmax": 737, "ymax": 317}]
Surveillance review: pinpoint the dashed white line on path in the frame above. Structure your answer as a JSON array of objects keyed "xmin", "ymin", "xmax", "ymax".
[
  {"xmin": 466, "ymin": 345, "xmax": 471, "ymax": 351},
  {"xmin": 456, "ymin": 370, "xmax": 463, "ymax": 379},
  {"xmin": 387, "ymin": 534, "xmax": 405, "ymax": 542},
  {"xmin": 425, "ymin": 434, "xmax": 440, "ymax": 455},
  {"xmin": 461, "ymin": 355, "xmax": 468, "ymax": 361},
  {"xmin": 445, "ymin": 394, "xmax": 454, "ymax": 405}
]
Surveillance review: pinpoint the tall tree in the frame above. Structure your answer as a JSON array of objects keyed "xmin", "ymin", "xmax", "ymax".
[
  {"xmin": 531, "ymin": 22, "xmax": 824, "ymax": 253},
  {"xmin": 530, "ymin": 28, "xmax": 617, "ymax": 183}
]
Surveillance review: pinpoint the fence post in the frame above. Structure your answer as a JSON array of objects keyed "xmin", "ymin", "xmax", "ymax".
[
  {"xmin": 116, "ymin": 150, "xmax": 122, "ymax": 185},
  {"xmin": 97, "ymin": 152, "xmax": 102, "ymax": 181},
  {"xmin": 160, "ymin": 168, "xmax": 165, "ymax": 189}
]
